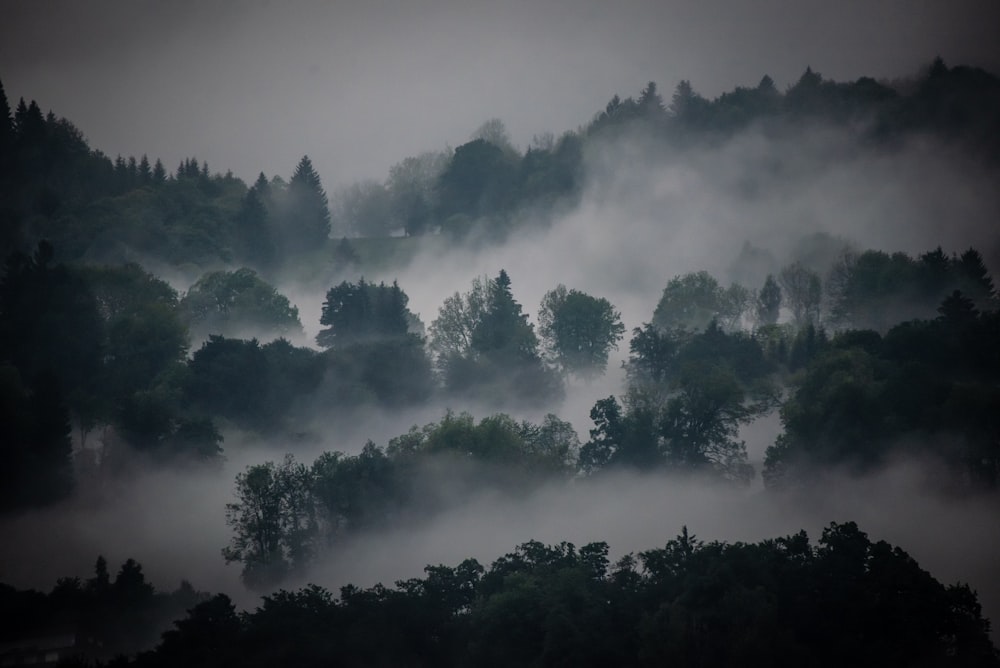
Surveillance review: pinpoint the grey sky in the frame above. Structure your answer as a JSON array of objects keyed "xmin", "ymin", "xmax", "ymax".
[{"xmin": 2, "ymin": 0, "xmax": 998, "ymax": 187}]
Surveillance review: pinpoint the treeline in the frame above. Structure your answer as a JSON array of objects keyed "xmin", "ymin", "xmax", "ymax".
[
  {"xmin": 3, "ymin": 58, "xmax": 999, "ymax": 272},
  {"xmin": 3, "ymin": 523, "xmax": 997, "ymax": 665},
  {"xmin": 0, "ymin": 555, "xmax": 208, "ymax": 661},
  {"xmin": 0, "ymin": 74, "xmax": 332, "ymax": 272},
  {"xmin": 222, "ymin": 412, "xmax": 577, "ymax": 588},
  {"xmin": 2, "ymin": 238, "xmax": 998, "ymax": 514},
  {"xmin": 330, "ymin": 57, "xmax": 1000, "ymax": 241}
]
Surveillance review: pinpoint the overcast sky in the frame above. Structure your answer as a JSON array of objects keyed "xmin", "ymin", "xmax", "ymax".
[{"xmin": 2, "ymin": 0, "xmax": 999, "ymax": 187}]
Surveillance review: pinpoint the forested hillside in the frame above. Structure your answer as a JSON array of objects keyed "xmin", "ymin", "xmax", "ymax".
[{"xmin": 1, "ymin": 57, "xmax": 999, "ymax": 665}]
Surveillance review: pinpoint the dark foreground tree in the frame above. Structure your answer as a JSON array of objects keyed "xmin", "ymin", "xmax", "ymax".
[
  {"xmin": 222, "ymin": 455, "xmax": 317, "ymax": 590},
  {"xmin": 128, "ymin": 522, "xmax": 1000, "ymax": 667}
]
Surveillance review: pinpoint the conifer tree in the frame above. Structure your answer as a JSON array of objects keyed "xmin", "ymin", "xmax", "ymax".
[
  {"xmin": 0, "ymin": 79, "xmax": 13, "ymax": 157},
  {"xmin": 138, "ymin": 154, "xmax": 152, "ymax": 184},
  {"xmin": 152, "ymin": 158, "xmax": 167, "ymax": 184},
  {"xmin": 284, "ymin": 155, "xmax": 331, "ymax": 255}
]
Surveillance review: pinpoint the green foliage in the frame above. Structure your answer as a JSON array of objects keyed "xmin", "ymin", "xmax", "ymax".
[
  {"xmin": 222, "ymin": 455, "xmax": 318, "ymax": 590},
  {"xmin": 281, "ymin": 155, "xmax": 331, "ymax": 256},
  {"xmin": 430, "ymin": 270, "xmax": 562, "ymax": 405},
  {"xmin": 778, "ymin": 261, "xmax": 822, "ymax": 327},
  {"xmin": 384, "ymin": 150, "xmax": 451, "ymax": 236},
  {"xmin": 765, "ymin": 298, "xmax": 1000, "ymax": 488},
  {"xmin": 221, "ymin": 411, "xmax": 577, "ymax": 587},
  {"xmin": 316, "ymin": 278, "xmax": 413, "ymax": 348},
  {"xmin": 591, "ymin": 322, "xmax": 777, "ymax": 480},
  {"xmin": 180, "ymin": 267, "xmax": 302, "ymax": 340},
  {"xmin": 537, "ymin": 284, "xmax": 625, "ymax": 378},
  {"xmin": 135, "ymin": 524, "xmax": 1000, "ymax": 666},
  {"xmin": 185, "ymin": 335, "xmax": 323, "ymax": 432},
  {"xmin": 653, "ymin": 271, "xmax": 750, "ymax": 333},
  {"xmin": 329, "ymin": 179, "xmax": 393, "ymax": 238},
  {"xmin": 826, "ymin": 246, "xmax": 997, "ymax": 332},
  {"xmin": 437, "ymin": 138, "xmax": 519, "ymax": 223}
]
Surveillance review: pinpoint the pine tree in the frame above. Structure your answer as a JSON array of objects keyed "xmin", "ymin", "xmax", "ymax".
[
  {"xmin": 138, "ymin": 154, "xmax": 152, "ymax": 184},
  {"xmin": 0, "ymin": 78, "xmax": 13, "ymax": 157},
  {"xmin": 152, "ymin": 158, "xmax": 167, "ymax": 184},
  {"xmin": 284, "ymin": 155, "xmax": 331, "ymax": 256},
  {"xmin": 236, "ymin": 183, "xmax": 273, "ymax": 269}
]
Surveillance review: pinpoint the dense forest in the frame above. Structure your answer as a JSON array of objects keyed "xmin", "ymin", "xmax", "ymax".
[{"xmin": 2, "ymin": 58, "xmax": 999, "ymax": 665}]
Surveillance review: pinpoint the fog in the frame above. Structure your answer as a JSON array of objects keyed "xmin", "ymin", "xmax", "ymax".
[
  {"xmin": 2, "ymin": 113, "xmax": 999, "ymax": 634},
  {"xmin": 2, "ymin": 0, "xmax": 999, "ymax": 186},
  {"xmin": 2, "ymin": 0, "xmax": 1000, "ymax": 649}
]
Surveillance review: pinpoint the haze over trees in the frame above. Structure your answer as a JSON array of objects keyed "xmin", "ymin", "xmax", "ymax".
[{"xmin": 1, "ymin": 56, "xmax": 999, "ymax": 663}]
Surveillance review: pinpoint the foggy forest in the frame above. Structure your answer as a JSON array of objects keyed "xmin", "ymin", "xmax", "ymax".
[{"xmin": 2, "ymin": 33, "xmax": 1000, "ymax": 667}]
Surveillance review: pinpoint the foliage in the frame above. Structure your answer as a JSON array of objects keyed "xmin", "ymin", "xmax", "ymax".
[
  {"xmin": 765, "ymin": 294, "xmax": 1000, "ymax": 488},
  {"xmin": 222, "ymin": 455, "xmax": 318, "ymax": 589},
  {"xmin": 316, "ymin": 278, "xmax": 414, "ymax": 349},
  {"xmin": 221, "ymin": 411, "xmax": 578, "ymax": 586},
  {"xmin": 652, "ymin": 271, "xmax": 751, "ymax": 333},
  {"xmin": 537, "ymin": 284, "xmax": 625, "ymax": 378},
  {"xmin": 826, "ymin": 247, "xmax": 997, "ymax": 331},
  {"xmin": 430, "ymin": 270, "xmax": 562, "ymax": 405},
  {"xmin": 0, "ymin": 555, "xmax": 210, "ymax": 659},
  {"xmin": 127, "ymin": 523, "xmax": 1000, "ymax": 666},
  {"xmin": 588, "ymin": 322, "xmax": 777, "ymax": 480},
  {"xmin": 0, "ymin": 365, "xmax": 74, "ymax": 510},
  {"xmin": 778, "ymin": 261, "xmax": 822, "ymax": 327},
  {"xmin": 180, "ymin": 267, "xmax": 302, "ymax": 340},
  {"xmin": 185, "ymin": 335, "xmax": 323, "ymax": 432},
  {"xmin": 437, "ymin": 138, "xmax": 519, "ymax": 223},
  {"xmin": 280, "ymin": 155, "xmax": 331, "ymax": 256}
]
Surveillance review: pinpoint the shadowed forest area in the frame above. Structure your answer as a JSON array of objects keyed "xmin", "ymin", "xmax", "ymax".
[{"xmin": 1, "ymin": 58, "xmax": 1000, "ymax": 665}]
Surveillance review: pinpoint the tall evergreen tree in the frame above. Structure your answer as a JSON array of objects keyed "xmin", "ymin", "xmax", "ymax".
[
  {"xmin": 0, "ymin": 79, "xmax": 13, "ymax": 158},
  {"xmin": 235, "ymin": 180, "xmax": 274, "ymax": 270},
  {"xmin": 138, "ymin": 154, "xmax": 152, "ymax": 184},
  {"xmin": 151, "ymin": 158, "xmax": 167, "ymax": 184},
  {"xmin": 284, "ymin": 155, "xmax": 331, "ymax": 256}
]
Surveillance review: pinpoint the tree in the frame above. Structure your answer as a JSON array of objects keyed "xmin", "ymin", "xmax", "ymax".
[
  {"xmin": 80, "ymin": 264, "xmax": 188, "ymax": 415},
  {"xmin": 658, "ymin": 362, "xmax": 756, "ymax": 483},
  {"xmin": 180, "ymin": 268, "xmax": 303, "ymax": 340},
  {"xmin": 283, "ymin": 155, "xmax": 331, "ymax": 255},
  {"xmin": 470, "ymin": 118, "xmax": 518, "ymax": 156},
  {"xmin": 756, "ymin": 274, "xmax": 782, "ymax": 326},
  {"xmin": 593, "ymin": 321, "xmax": 776, "ymax": 480},
  {"xmin": 235, "ymin": 179, "xmax": 274, "ymax": 269},
  {"xmin": 437, "ymin": 139, "xmax": 518, "ymax": 221},
  {"xmin": 316, "ymin": 278, "xmax": 414, "ymax": 349},
  {"xmin": 222, "ymin": 455, "xmax": 318, "ymax": 589},
  {"xmin": 315, "ymin": 279, "xmax": 431, "ymax": 407},
  {"xmin": 385, "ymin": 150, "xmax": 451, "ymax": 236},
  {"xmin": 469, "ymin": 269, "xmax": 540, "ymax": 363},
  {"xmin": 429, "ymin": 275, "xmax": 491, "ymax": 363},
  {"xmin": 185, "ymin": 335, "xmax": 323, "ymax": 433},
  {"xmin": 0, "ymin": 367, "xmax": 75, "ymax": 510},
  {"xmin": 652, "ymin": 271, "xmax": 728, "ymax": 332},
  {"xmin": 430, "ymin": 271, "xmax": 561, "ymax": 404},
  {"xmin": 0, "ymin": 242, "xmax": 104, "ymax": 412},
  {"xmin": 329, "ymin": 179, "xmax": 393, "ymax": 237},
  {"xmin": 668, "ymin": 80, "xmax": 710, "ymax": 128},
  {"xmin": 537, "ymin": 285, "xmax": 625, "ymax": 378},
  {"xmin": 778, "ymin": 261, "xmax": 822, "ymax": 326}
]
